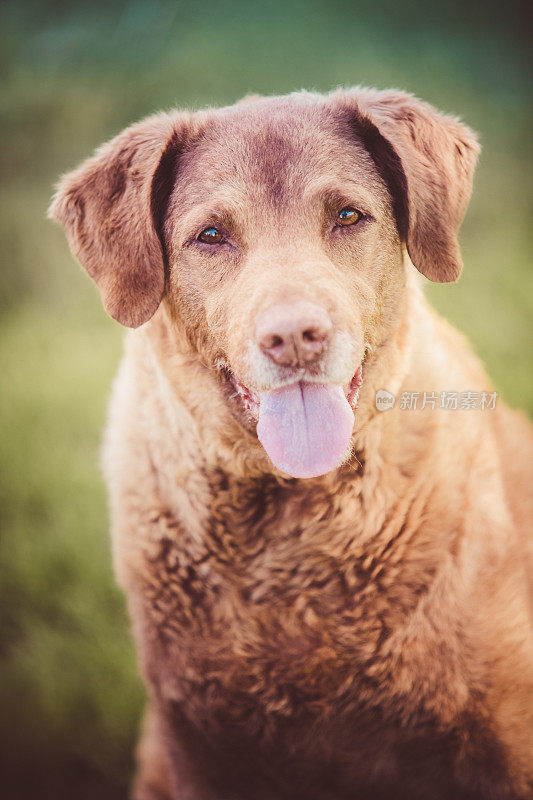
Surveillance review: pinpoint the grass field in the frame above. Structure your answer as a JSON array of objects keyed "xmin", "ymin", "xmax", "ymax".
[{"xmin": 0, "ymin": 1, "xmax": 531, "ymax": 797}]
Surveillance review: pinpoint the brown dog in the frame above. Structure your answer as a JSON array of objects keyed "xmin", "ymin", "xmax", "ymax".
[{"xmin": 50, "ymin": 88, "xmax": 533, "ymax": 800}]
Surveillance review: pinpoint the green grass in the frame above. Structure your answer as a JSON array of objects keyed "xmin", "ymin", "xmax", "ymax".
[
  {"xmin": 0, "ymin": 301, "xmax": 141, "ymax": 797},
  {"xmin": 0, "ymin": 1, "xmax": 531, "ymax": 797}
]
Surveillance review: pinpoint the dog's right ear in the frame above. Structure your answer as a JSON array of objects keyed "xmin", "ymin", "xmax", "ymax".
[{"xmin": 48, "ymin": 111, "xmax": 198, "ymax": 327}]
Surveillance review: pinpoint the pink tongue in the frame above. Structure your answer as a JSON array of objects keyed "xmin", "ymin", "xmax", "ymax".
[{"xmin": 257, "ymin": 382, "xmax": 355, "ymax": 479}]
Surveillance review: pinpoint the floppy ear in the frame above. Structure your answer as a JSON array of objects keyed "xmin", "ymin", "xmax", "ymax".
[
  {"xmin": 48, "ymin": 111, "xmax": 196, "ymax": 327},
  {"xmin": 336, "ymin": 88, "xmax": 480, "ymax": 282}
]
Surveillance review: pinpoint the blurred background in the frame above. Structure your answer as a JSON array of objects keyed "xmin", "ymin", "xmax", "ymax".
[{"xmin": 0, "ymin": 0, "xmax": 531, "ymax": 797}]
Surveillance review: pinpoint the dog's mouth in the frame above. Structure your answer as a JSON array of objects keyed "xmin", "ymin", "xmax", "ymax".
[
  {"xmin": 226, "ymin": 365, "xmax": 364, "ymax": 422},
  {"xmin": 219, "ymin": 358, "xmax": 366, "ymax": 479}
]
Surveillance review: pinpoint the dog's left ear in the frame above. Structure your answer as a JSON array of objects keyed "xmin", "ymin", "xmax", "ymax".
[
  {"xmin": 335, "ymin": 88, "xmax": 480, "ymax": 282},
  {"xmin": 48, "ymin": 111, "xmax": 198, "ymax": 327}
]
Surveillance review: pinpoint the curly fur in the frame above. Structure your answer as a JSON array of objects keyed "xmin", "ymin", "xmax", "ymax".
[{"xmin": 50, "ymin": 88, "xmax": 533, "ymax": 800}]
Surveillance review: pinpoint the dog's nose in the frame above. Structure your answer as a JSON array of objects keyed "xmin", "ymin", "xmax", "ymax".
[{"xmin": 255, "ymin": 302, "xmax": 332, "ymax": 367}]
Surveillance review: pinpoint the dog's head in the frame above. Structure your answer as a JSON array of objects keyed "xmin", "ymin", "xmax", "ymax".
[{"xmin": 49, "ymin": 89, "xmax": 479, "ymax": 479}]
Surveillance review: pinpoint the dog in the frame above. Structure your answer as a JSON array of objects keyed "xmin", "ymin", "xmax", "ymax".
[{"xmin": 49, "ymin": 88, "xmax": 533, "ymax": 800}]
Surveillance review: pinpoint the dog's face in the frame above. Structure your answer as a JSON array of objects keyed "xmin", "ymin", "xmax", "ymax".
[
  {"xmin": 50, "ymin": 89, "xmax": 479, "ymax": 478},
  {"xmin": 163, "ymin": 98, "xmax": 405, "ymax": 477}
]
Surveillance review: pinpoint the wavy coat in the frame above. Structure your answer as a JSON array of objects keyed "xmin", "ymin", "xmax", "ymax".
[{"xmin": 50, "ymin": 89, "xmax": 533, "ymax": 800}]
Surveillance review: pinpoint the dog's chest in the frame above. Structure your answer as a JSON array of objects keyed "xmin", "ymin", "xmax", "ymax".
[
  {"xmin": 132, "ymin": 476, "xmax": 514, "ymax": 798},
  {"xmin": 139, "ymin": 473, "xmax": 433, "ymax": 731}
]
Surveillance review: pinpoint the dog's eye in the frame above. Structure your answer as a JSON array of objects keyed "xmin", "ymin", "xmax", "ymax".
[
  {"xmin": 336, "ymin": 207, "xmax": 362, "ymax": 227},
  {"xmin": 198, "ymin": 227, "xmax": 224, "ymax": 244}
]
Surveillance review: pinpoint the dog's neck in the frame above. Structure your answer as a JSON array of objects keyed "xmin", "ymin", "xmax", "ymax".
[{"xmin": 123, "ymin": 284, "xmax": 494, "ymax": 643}]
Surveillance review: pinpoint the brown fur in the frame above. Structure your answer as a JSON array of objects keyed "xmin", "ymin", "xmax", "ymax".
[{"xmin": 49, "ymin": 89, "xmax": 533, "ymax": 799}]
